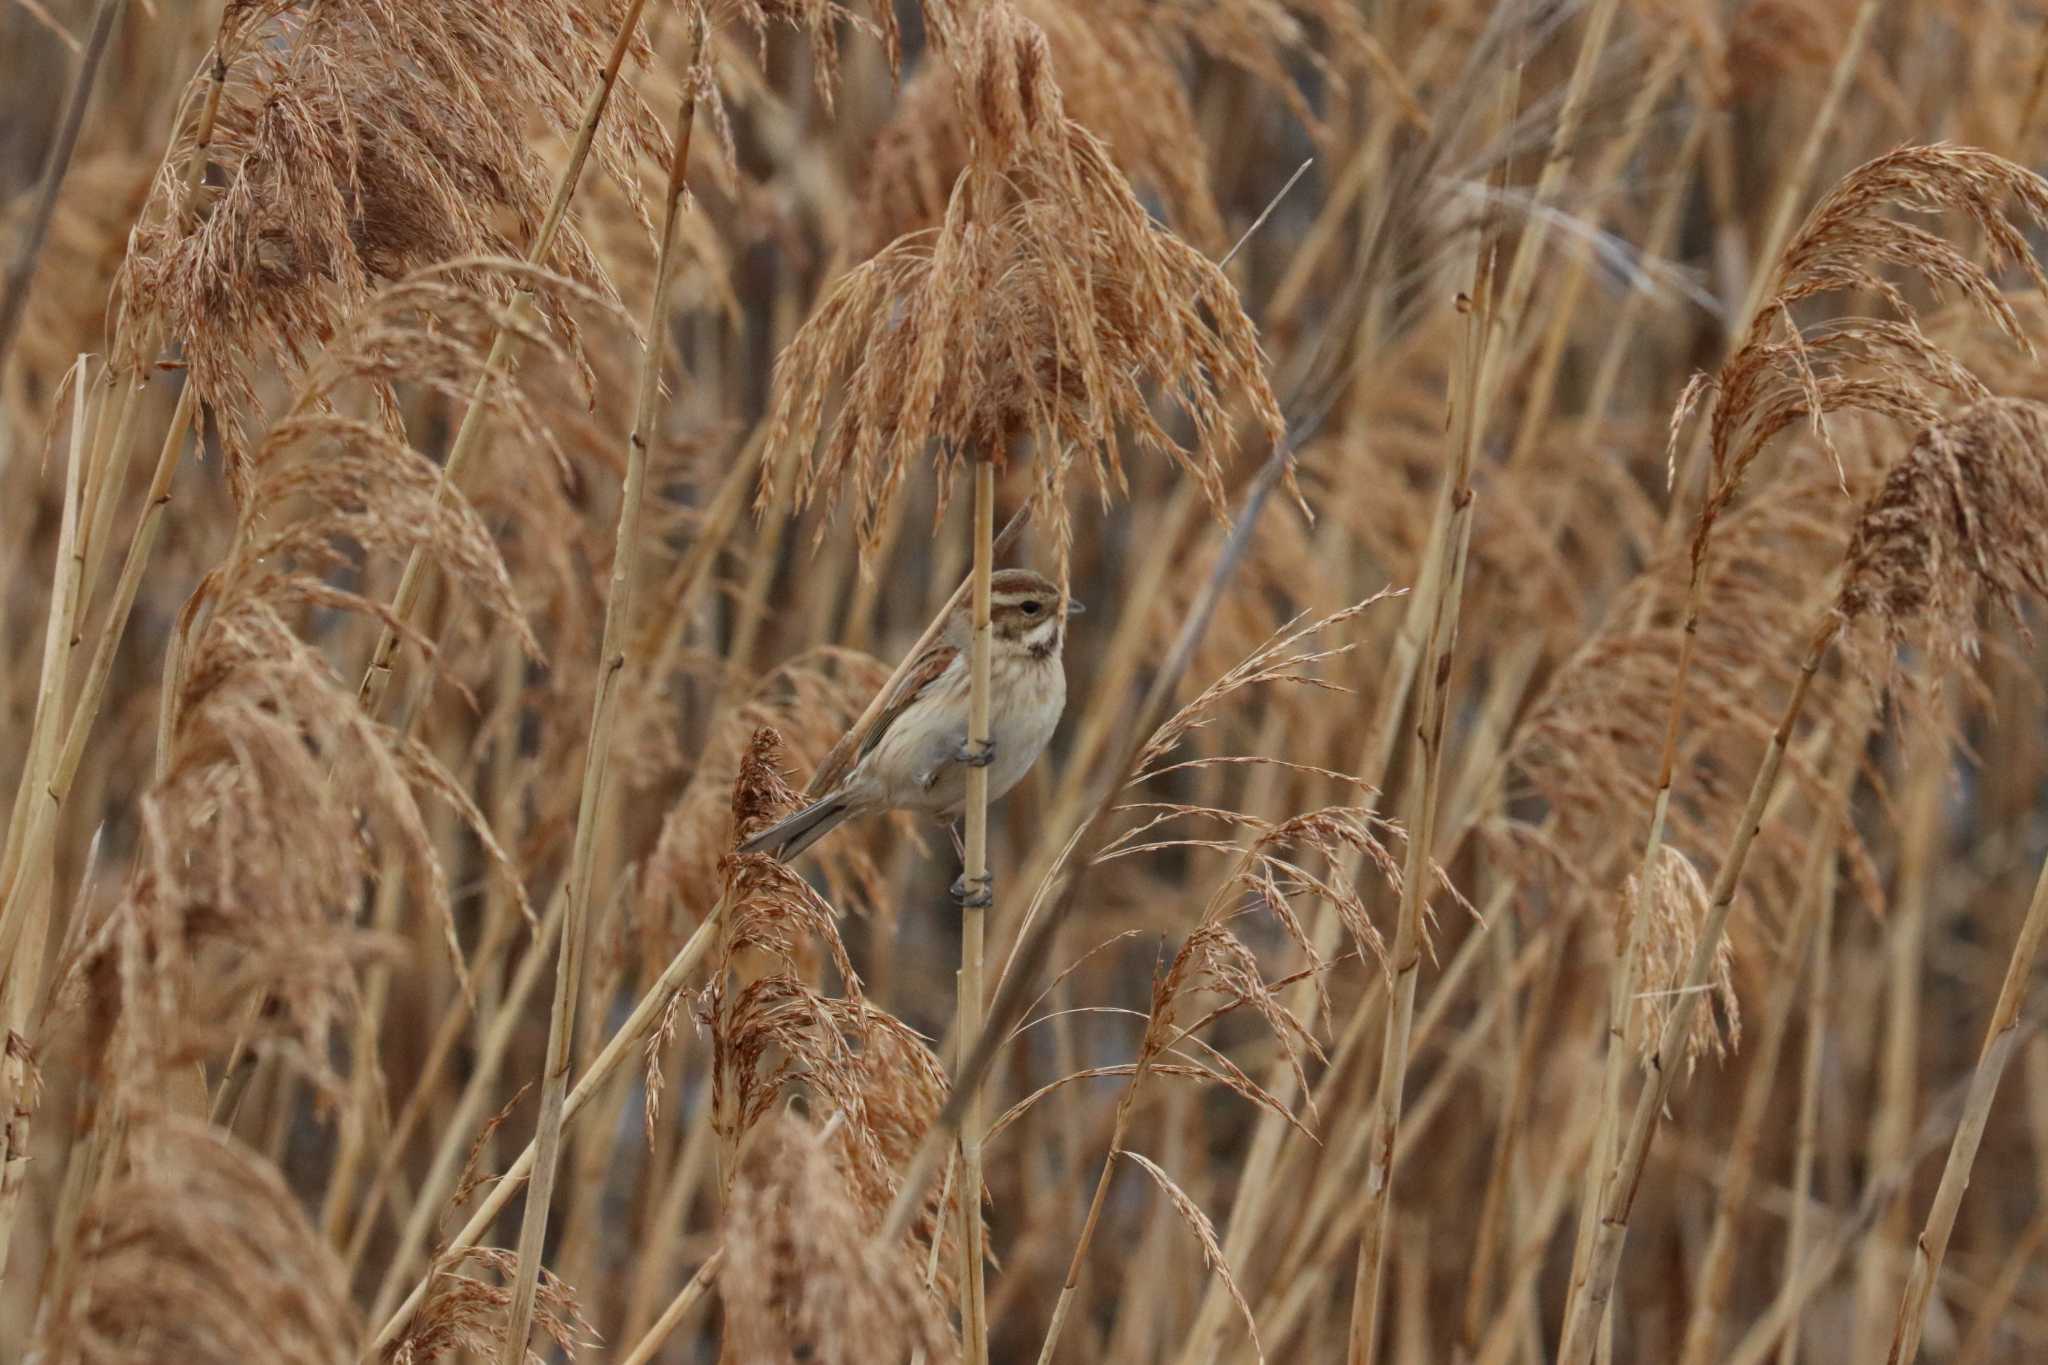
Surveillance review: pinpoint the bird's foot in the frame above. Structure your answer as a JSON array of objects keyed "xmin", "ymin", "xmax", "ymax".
[
  {"xmin": 951, "ymin": 871, "xmax": 994, "ymax": 909},
  {"xmin": 956, "ymin": 737, "xmax": 996, "ymax": 769}
]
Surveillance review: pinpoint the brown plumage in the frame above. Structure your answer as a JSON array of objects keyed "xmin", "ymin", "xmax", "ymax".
[{"xmin": 739, "ymin": 569, "xmax": 1079, "ymax": 862}]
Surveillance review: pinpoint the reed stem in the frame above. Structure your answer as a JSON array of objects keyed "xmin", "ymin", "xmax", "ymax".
[
  {"xmin": 957, "ymin": 456, "xmax": 996, "ymax": 1365},
  {"xmin": 367, "ymin": 900, "xmax": 722, "ymax": 1357},
  {"xmin": 1887, "ymin": 835, "xmax": 2048, "ymax": 1361},
  {"xmin": 498, "ymin": 31, "xmax": 704, "ymax": 1359},
  {"xmin": 355, "ymin": 0, "xmax": 653, "ymax": 720},
  {"xmin": 1559, "ymin": 612, "xmax": 1842, "ymax": 1364}
]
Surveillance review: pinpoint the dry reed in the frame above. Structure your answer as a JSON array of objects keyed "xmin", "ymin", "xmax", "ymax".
[{"xmin": 9, "ymin": 2, "xmax": 2048, "ymax": 1363}]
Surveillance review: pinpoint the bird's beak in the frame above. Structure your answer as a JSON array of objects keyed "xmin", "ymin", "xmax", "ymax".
[{"xmin": 1067, "ymin": 599, "xmax": 1086, "ymax": 616}]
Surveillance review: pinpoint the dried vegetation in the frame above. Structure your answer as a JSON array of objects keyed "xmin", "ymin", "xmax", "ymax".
[{"xmin": 5, "ymin": 1, "xmax": 2048, "ymax": 1362}]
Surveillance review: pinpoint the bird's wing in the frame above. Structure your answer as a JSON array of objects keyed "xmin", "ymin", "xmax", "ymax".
[{"xmin": 856, "ymin": 641, "xmax": 961, "ymax": 764}]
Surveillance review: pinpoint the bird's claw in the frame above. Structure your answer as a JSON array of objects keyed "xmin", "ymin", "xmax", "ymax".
[
  {"xmin": 956, "ymin": 737, "xmax": 996, "ymax": 769},
  {"xmin": 951, "ymin": 871, "xmax": 994, "ymax": 909}
]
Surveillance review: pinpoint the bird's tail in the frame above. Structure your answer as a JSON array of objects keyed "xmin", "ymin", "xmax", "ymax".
[{"xmin": 737, "ymin": 795, "xmax": 853, "ymax": 862}]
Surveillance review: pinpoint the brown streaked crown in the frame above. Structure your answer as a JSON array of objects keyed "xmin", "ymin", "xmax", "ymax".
[{"xmin": 946, "ymin": 569, "xmax": 1076, "ymax": 644}]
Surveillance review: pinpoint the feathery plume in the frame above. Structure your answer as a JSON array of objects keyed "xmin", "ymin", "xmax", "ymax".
[
  {"xmin": 721, "ymin": 1112, "xmax": 957, "ymax": 1364},
  {"xmin": 1838, "ymin": 396, "xmax": 2048, "ymax": 683},
  {"xmin": 1682, "ymin": 144, "xmax": 2048, "ymax": 560},
  {"xmin": 765, "ymin": 1, "xmax": 1284, "ymax": 568},
  {"xmin": 1617, "ymin": 846, "xmax": 1741, "ymax": 1074},
  {"xmin": 38, "ymin": 1118, "xmax": 359, "ymax": 1365},
  {"xmin": 114, "ymin": 0, "xmax": 666, "ymax": 479}
]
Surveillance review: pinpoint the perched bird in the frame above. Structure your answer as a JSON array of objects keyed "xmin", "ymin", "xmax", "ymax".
[{"xmin": 739, "ymin": 568, "xmax": 1079, "ymax": 896}]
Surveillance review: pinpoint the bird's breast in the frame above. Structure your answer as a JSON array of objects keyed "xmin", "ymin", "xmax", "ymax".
[{"xmin": 982, "ymin": 656, "xmax": 1066, "ymax": 800}]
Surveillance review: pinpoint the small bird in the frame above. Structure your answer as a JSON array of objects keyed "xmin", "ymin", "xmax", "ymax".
[{"xmin": 739, "ymin": 568, "xmax": 1079, "ymax": 899}]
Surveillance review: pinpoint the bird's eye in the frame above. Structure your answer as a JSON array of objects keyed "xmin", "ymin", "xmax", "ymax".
[{"xmin": 1022, "ymin": 600, "xmax": 1042, "ymax": 616}]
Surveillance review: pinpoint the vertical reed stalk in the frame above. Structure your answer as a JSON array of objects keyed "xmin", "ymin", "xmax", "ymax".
[
  {"xmin": 620, "ymin": 1084, "xmax": 717, "ymax": 1340},
  {"xmin": 1345, "ymin": 170, "xmax": 1502, "ymax": 1365},
  {"xmin": 368, "ymin": 902, "xmax": 724, "ymax": 1357},
  {"xmin": 1558, "ymin": 611, "xmax": 1842, "ymax": 1365},
  {"xmin": 1887, "ymin": 839, "xmax": 2048, "ymax": 1361},
  {"xmin": 356, "ymin": 0, "xmax": 653, "ymax": 720},
  {"xmin": 1733, "ymin": 0, "xmax": 1884, "ymax": 331},
  {"xmin": 1722, "ymin": 1065, "xmax": 1979, "ymax": 1365},
  {"xmin": 0, "ymin": 362, "xmax": 89, "ymax": 904},
  {"xmin": 1568, "ymin": 7, "xmax": 1882, "ymax": 1329},
  {"xmin": 878, "ymin": 446, "xmax": 1298, "ymax": 1255},
  {"xmin": 0, "ymin": 379, "xmax": 193, "ymax": 987},
  {"xmin": 957, "ymin": 455, "xmax": 997, "ymax": 1365},
  {"xmin": 1471, "ymin": 1079, "xmax": 1606, "ymax": 1365},
  {"xmin": 1174, "ymin": 514, "xmax": 1426, "ymax": 1365},
  {"xmin": 365, "ymin": 891, "xmax": 567, "ymax": 1325},
  {"xmin": 1039, "ymin": 829, "xmax": 1283, "ymax": 1365},
  {"xmin": 342, "ymin": 890, "xmax": 538, "ymax": 1275},
  {"xmin": 1857, "ymin": 706, "xmax": 1945, "ymax": 1355},
  {"xmin": 0, "ymin": 364, "xmax": 90, "ymax": 1282},
  {"xmin": 1459, "ymin": 907, "xmax": 1564, "ymax": 1351},
  {"xmin": 1034, "ymin": 991, "xmax": 1158, "ymax": 1364},
  {"xmin": 1677, "ymin": 735, "xmax": 1862, "ymax": 1365},
  {"xmin": 499, "ymin": 28, "xmax": 703, "ymax": 1359},
  {"xmin": 1778, "ymin": 810, "xmax": 1841, "ymax": 1365},
  {"xmin": 1655, "ymin": 0, "xmax": 1879, "ymax": 549}
]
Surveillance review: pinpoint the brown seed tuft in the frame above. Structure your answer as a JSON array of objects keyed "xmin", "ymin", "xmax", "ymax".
[
  {"xmin": 1683, "ymin": 144, "xmax": 2048, "ymax": 566},
  {"xmin": 1838, "ymin": 397, "xmax": 2048, "ymax": 684},
  {"xmin": 38, "ymin": 1117, "xmax": 359, "ymax": 1365},
  {"xmin": 720, "ymin": 1111, "xmax": 957, "ymax": 1364},
  {"xmin": 115, "ymin": 0, "xmax": 667, "ymax": 477},
  {"xmin": 390, "ymin": 1246, "xmax": 594, "ymax": 1364},
  {"xmin": 764, "ymin": 1, "xmax": 1284, "ymax": 572},
  {"xmin": 1618, "ymin": 846, "xmax": 1741, "ymax": 1075}
]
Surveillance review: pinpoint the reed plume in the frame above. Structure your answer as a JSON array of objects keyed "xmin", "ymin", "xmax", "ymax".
[
  {"xmin": 12, "ymin": 6, "xmax": 2048, "ymax": 1363},
  {"xmin": 765, "ymin": 0, "xmax": 1285, "ymax": 567}
]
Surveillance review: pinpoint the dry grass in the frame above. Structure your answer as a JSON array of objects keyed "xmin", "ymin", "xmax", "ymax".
[{"xmin": 6, "ymin": 1, "xmax": 2048, "ymax": 1362}]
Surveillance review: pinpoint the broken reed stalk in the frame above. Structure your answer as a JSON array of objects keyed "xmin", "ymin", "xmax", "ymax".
[
  {"xmin": 957, "ymin": 455, "xmax": 996, "ymax": 1365},
  {"xmin": 497, "ymin": 30, "xmax": 704, "ymax": 1360},
  {"xmin": 1887, "ymin": 840, "xmax": 2048, "ymax": 1360},
  {"xmin": 367, "ymin": 900, "xmax": 723, "ymax": 1356},
  {"xmin": 1557, "ymin": 610, "xmax": 1842, "ymax": 1365},
  {"xmin": 355, "ymin": 0, "xmax": 653, "ymax": 720},
  {"xmin": 0, "ymin": 380, "xmax": 193, "ymax": 989},
  {"xmin": 0, "ymin": 364, "xmax": 90, "ymax": 1281}
]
